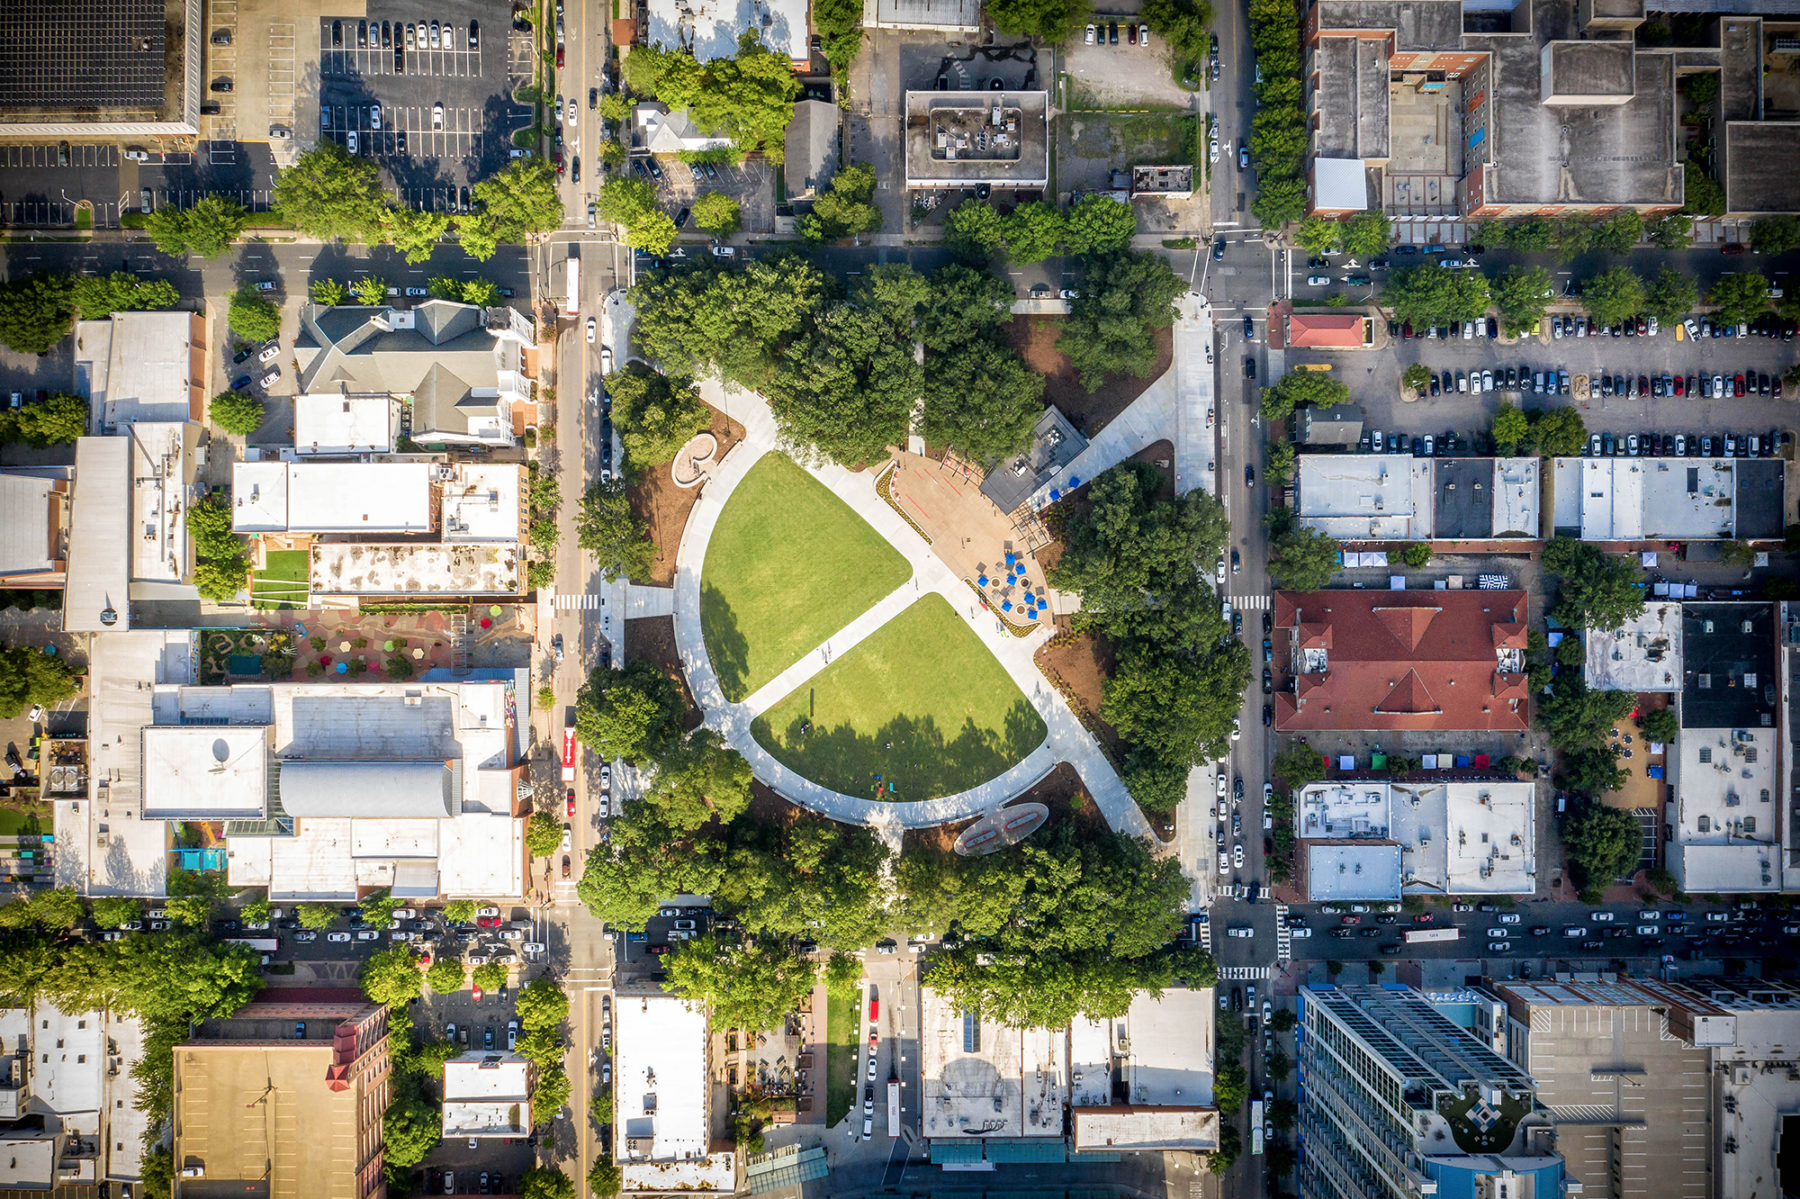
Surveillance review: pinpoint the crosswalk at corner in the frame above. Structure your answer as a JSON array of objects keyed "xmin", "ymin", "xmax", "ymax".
[
  {"xmin": 554, "ymin": 593, "xmax": 605, "ymax": 610},
  {"xmin": 1231, "ymin": 593, "xmax": 1272, "ymax": 610},
  {"xmin": 1218, "ymin": 965, "xmax": 1273, "ymax": 981},
  {"xmin": 1274, "ymin": 903, "xmax": 1293, "ymax": 963}
]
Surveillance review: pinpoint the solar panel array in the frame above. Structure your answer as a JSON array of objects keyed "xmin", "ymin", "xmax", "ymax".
[{"xmin": 0, "ymin": 0, "xmax": 168, "ymax": 111}]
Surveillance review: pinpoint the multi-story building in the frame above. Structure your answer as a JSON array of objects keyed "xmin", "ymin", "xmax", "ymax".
[
  {"xmin": 1297, "ymin": 984, "xmax": 1565, "ymax": 1199},
  {"xmin": 0, "ymin": 1003, "xmax": 149, "ymax": 1191},
  {"xmin": 1489, "ymin": 977, "xmax": 1711, "ymax": 1199},
  {"xmin": 172, "ymin": 988, "xmax": 391, "ymax": 1199},
  {"xmin": 614, "ymin": 993, "xmax": 734, "ymax": 1193}
]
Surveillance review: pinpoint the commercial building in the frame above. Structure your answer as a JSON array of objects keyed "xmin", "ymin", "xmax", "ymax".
[
  {"xmin": 862, "ymin": 0, "xmax": 980, "ymax": 33},
  {"xmin": 632, "ymin": 103, "xmax": 736, "ymax": 157},
  {"xmin": 1295, "ymin": 779, "xmax": 1537, "ymax": 901},
  {"xmin": 52, "ymin": 652, "xmax": 529, "ymax": 900},
  {"xmin": 783, "ymin": 100, "xmax": 841, "ymax": 203},
  {"xmin": 1273, "ymin": 590, "xmax": 1531, "ymax": 733},
  {"xmin": 1297, "ymin": 404, "xmax": 1363, "ymax": 449},
  {"xmin": 1298, "ymin": 983, "xmax": 1564, "ymax": 1199},
  {"xmin": 441, "ymin": 1052, "xmax": 532, "ymax": 1141},
  {"xmin": 923, "ymin": 986, "xmax": 1217, "ymax": 1160},
  {"xmin": 1489, "ymin": 977, "xmax": 1711, "ymax": 1199},
  {"xmin": 1668, "ymin": 602, "xmax": 1783, "ymax": 893},
  {"xmin": 1550, "ymin": 457, "xmax": 1785, "ymax": 542},
  {"xmin": 73, "ymin": 312, "xmax": 207, "ymax": 430},
  {"xmin": 0, "ymin": 467, "xmax": 71, "ymax": 589},
  {"xmin": 979, "ymin": 406, "xmax": 1086, "ymax": 516},
  {"xmin": 641, "ymin": 0, "xmax": 808, "ymax": 66},
  {"xmin": 613, "ymin": 994, "xmax": 734, "ymax": 1192},
  {"xmin": 231, "ymin": 461, "xmax": 523, "ymax": 543},
  {"xmin": 0, "ymin": 0, "xmax": 204, "ymax": 140},
  {"xmin": 1303, "ymin": 0, "xmax": 1682, "ymax": 222},
  {"xmin": 294, "ymin": 394, "xmax": 399, "ymax": 456},
  {"xmin": 0, "ymin": 1003, "xmax": 149, "ymax": 1189},
  {"xmin": 293, "ymin": 301, "xmax": 537, "ymax": 450},
  {"xmin": 1584, "ymin": 601, "xmax": 1682, "ymax": 694},
  {"xmin": 1286, "ymin": 314, "xmax": 1371, "ymax": 350},
  {"xmin": 172, "ymin": 989, "xmax": 391, "ymax": 1199},
  {"xmin": 1295, "ymin": 454, "xmax": 1541, "ymax": 542},
  {"xmin": 904, "ymin": 92, "xmax": 1051, "ymax": 191}
]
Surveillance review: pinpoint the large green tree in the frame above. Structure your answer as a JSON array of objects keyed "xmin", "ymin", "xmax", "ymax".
[
  {"xmin": 644, "ymin": 731, "xmax": 754, "ymax": 828},
  {"xmin": 661, "ymin": 933, "xmax": 818, "ymax": 1028},
  {"xmin": 1490, "ymin": 266, "xmax": 1553, "ymax": 336},
  {"xmin": 1002, "ymin": 201, "xmax": 1065, "ymax": 265},
  {"xmin": 1058, "ymin": 251, "xmax": 1185, "ymax": 391},
  {"xmin": 944, "ymin": 199, "xmax": 1004, "ymax": 263},
  {"xmin": 1062, "ymin": 195, "xmax": 1137, "ymax": 256},
  {"xmin": 802, "ymin": 164, "xmax": 881, "ymax": 242},
  {"xmin": 596, "ymin": 177, "xmax": 678, "ymax": 255},
  {"xmin": 574, "ymin": 660, "xmax": 684, "ymax": 765},
  {"xmin": 0, "ymin": 644, "xmax": 79, "ymax": 719},
  {"xmin": 272, "ymin": 143, "xmax": 386, "ymax": 240},
  {"xmin": 574, "ymin": 477, "xmax": 656, "ymax": 582},
  {"xmin": 988, "ymin": 0, "xmax": 1091, "ymax": 41},
  {"xmin": 0, "ymin": 272, "xmax": 75, "ymax": 354},
  {"xmin": 465, "ymin": 155, "xmax": 564, "ymax": 253},
  {"xmin": 1709, "ymin": 272, "xmax": 1770, "ymax": 327},
  {"xmin": 1643, "ymin": 265, "xmax": 1699, "ymax": 327},
  {"xmin": 385, "ymin": 206, "xmax": 453, "ymax": 264},
  {"xmin": 605, "ymin": 365, "xmax": 711, "ymax": 466},
  {"xmin": 1542, "ymin": 537, "xmax": 1644, "ymax": 631},
  {"xmin": 1341, "ymin": 210, "xmax": 1391, "ymax": 257},
  {"xmin": 920, "ymin": 264, "xmax": 1043, "ymax": 463},
  {"xmin": 692, "ymin": 191, "xmax": 742, "ymax": 237},
  {"xmin": 146, "ymin": 194, "xmax": 247, "ymax": 258},
  {"xmin": 359, "ymin": 948, "xmax": 426, "ymax": 1007},
  {"xmin": 1582, "ymin": 266, "xmax": 1645, "ymax": 330},
  {"xmin": 209, "ymin": 390, "xmax": 265, "ymax": 436},
  {"xmin": 1259, "ymin": 369, "xmax": 1349, "ymax": 422},
  {"xmin": 70, "ymin": 271, "xmax": 181, "ymax": 317},
  {"xmin": 630, "ymin": 256, "xmax": 828, "ymax": 391},
  {"xmin": 1385, "ymin": 262, "xmax": 1490, "ymax": 327},
  {"xmin": 1563, "ymin": 799, "xmax": 1642, "ymax": 891},
  {"xmin": 1267, "ymin": 517, "xmax": 1340, "ymax": 590},
  {"xmin": 1536, "ymin": 675, "xmax": 1636, "ymax": 752},
  {"xmin": 227, "ymin": 286, "xmax": 282, "ymax": 343}
]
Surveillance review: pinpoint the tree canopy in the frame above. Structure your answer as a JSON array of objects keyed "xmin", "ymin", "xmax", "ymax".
[
  {"xmin": 944, "ymin": 199, "xmax": 1004, "ymax": 263},
  {"xmin": 1582, "ymin": 265, "xmax": 1645, "ymax": 329},
  {"xmin": 574, "ymin": 660, "xmax": 685, "ymax": 765},
  {"xmin": 801, "ymin": 164, "xmax": 881, "ymax": 242},
  {"xmin": 70, "ymin": 271, "xmax": 181, "ymax": 317},
  {"xmin": 1563, "ymin": 800, "xmax": 1642, "ymax": 893},
  {"xmin": 1385, "ymin": 262, "xmax": 1489, "ymax": 327},
  {"xmin": 227, "ymin": 286, "xmax": 281, "ymax": 343},
  {"xmin": 604, "ymin": 365, "xmax": 711, "ymax": 466},
  {"xmin": 575, "ymin": 477, "xmax": 656, "ymax": 582},
  {"xmin": 0, "ymin": 644, "xmax": 79, "ymax": 720},
  {"xmin": 1267, "ymin": 514, "xmax": 1340, "ymax": 590},
  {"xmin": 1062, "ymin": 195, "xmax": 1137, "ymax": 256},
  {"xmin": 146, "ymin": 194, "xmax": 248, "ymax": 258},
  {"xmin": 1490, "ymin": 266, "xmax": 1553, "ymax": 336},
  {"xmin": 692, "ymin": 191, "xmax": 742, "ymax": 237},
  {"xmin": 272, "ymin": 143, "xmax": 386, "ymax": 241},
  {"xmin": 1002, "ymin": 201, "xmax": 1065, "ymax": 264},
  {"xmin": 596, "ymin": 177, "xmax": 678, "ymax": 255},
  {"xmin": 209, "ymin": 389, "xmax": 265, "ymax": 437},
  {"xmin": 0, "ymin": 272, "xmax": 76, "ymax": 354},
  {"xmin": 1709, "ymin": 272, "xmax": 1770, "ymax": 327},
  {"xmin": 1058, "ymin": 251, "xmax": 1185, "ymax": 391},
  {"xmin": 661, "ymin": 934, "xmax": 818, "ymax": 1028},
  {"xmin": 988, "ymin": 0, "xmax": 1092, "ymax": 42},
  {"xmin": 1542, "ymin": 537, "xmax": 1644, "ymax": 631},
  {"xmin": 919, "ymin": 265, "xmax": 1042, "ymax": 462},
  {"xmin": 463, "ymin": 156, "xmax": 564, "ymax": 253},
  {"xmin": 1536, "ymin": 674, "xmax": 1636, "ymax": 752},
  {"xmin": 1259, "ymin": 369, "xmax": 1350, "ymax": 422},
  {"xmin": 1643, "ymin": 265, "xmax": 1699, "ymax": 327}
]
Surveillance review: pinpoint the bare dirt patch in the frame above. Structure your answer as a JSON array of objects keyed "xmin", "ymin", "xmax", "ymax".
[
  {"xmin": 624, "ymin": 616, "xmax": 704, "ymax": 732},
  {"xmin": 1008, "ymin": 316, "xmax": 1173, "ymax": 437},
  {"xmin": 629, "ymin": 402, "xmax": 746, "ymax": 586},
  {"xmin": 1035, "ymin": 626, "xmax": 1123, "ymax": 759}
]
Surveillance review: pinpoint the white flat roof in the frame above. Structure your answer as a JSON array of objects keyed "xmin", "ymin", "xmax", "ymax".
[
  {"xmin": 64, "ymin": 437, "xmax": 131, "ymax": 632},
  {"xmin": 231, "ymin": 462, "xmax": 432, "ymax": 534},
  {"xmin": 1306, "ymin": 842, "xmax": 1404, "ymax": 902},
  {"xmin": 1564, "ymin": 458, "xmax": 1740, "ymax": 540},
  {"xmin": 1123, "ymin": 989, "xmax": 1213, "ymax": 1106},
  {"xmin": 294, "ymin": 393, "xmax": 395, "ymax": 455},
  {"xmin": 441, "ymin": 464, "xmax": 523, "ymax": 543},
  {"xmin": 1674, "ymin": 728, "xmax": 1780, "ymax": 891},
  {"xmin": 1585, "ymin": 602, "xmax": 1682, "ymax": 693},
  {"xmin": 1492, "ymin": 457, "xmax": 1540, "ymax": 538},
  {"xmin": 1418, "ymin": 781, "xmax": 1536, "ymax": 895},
  {"xmin": 128, "ymin": 422, "xmax": 190, "ymax": 585},
  {"xmin": 1298, "ymin": 781, "xmax": 1392, "ymax": 839},
  {"xmin": 139, "ymin": 726, "xmax": 269, "ymax": 819},
  {"xmin": 1071, "ymin": 1107, "xmax": 1219, "ymax": 1152},
  {"xmin": 919, "ymin": 987, "xmax": 1064, "ymax": 1138},
  {"xmin": 1297, "ymin": 454, "xmax": 1431, "ymax": 540},
  {"xmin": 0, "ymin": 471, "xmax": 64, "ymax": 579},
  {"xmin": 35, "ymin": 1004, "xmax": 103, "ymax": 1113},
  {"xmin": 614, "ymin": 995, "xmax": 710, "ymax": 1165},
  {"xmin": 0, "ymin": 1135, "xmax": 54, "ymax": 1187},
  {"xmin": 441, "ymin": 1053, "xmax": 532, "ymax": 1138},
  {"xmin": 73, "ymin": 312, "xmax": 196, "ymax": 429},
  {"xmin": 310, "ymin": 541, "xmax": 520, "ymax": 597},
  {"xmin": 1718, "ymin": 1056, "xmax": 1800, "ymax": 1199},
  {"xmin": 1068, "ymin": 1018, "xmax": 1114, "ymax": 1108},
  {"xmin": 1315, "ymin": 157, "xmax": 1369, "ymax": 211}
]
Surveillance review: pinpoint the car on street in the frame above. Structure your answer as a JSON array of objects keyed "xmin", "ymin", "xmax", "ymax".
[
  {"xmin": 327, "ymin": 932, "xmax": 351, "ymax": 943},
  {"xmin": 1232, "ymin": 843, "xmax": 1244, "ymax": 868},
  {"xmin": 586, "ymin": 318, "xmax": 596, "ymax": 343},
  {"xmin": 1306, "ymin": 274, "xmax": 1331, "ymax": 286}
]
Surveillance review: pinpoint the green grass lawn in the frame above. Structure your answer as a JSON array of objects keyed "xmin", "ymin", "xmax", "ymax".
[
  {"xmin": 824, "ymin": 990, "xmax": 858, "ymax": 1128},
  {"xmin": 751, "ymin": 594, "xmax": 1046, "ymax": 800},
  {"xmin": 250, "ymin": 550, "xmax": 311, "ymax": 610},
  {"xmin": 701, "ymin": 454, "xmax": 910, "ymax": 702}
]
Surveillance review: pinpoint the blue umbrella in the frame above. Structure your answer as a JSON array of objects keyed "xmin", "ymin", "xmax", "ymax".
[
  {"xmin": 335, "ymin": 661, "xmax": 348, "ymax": 674},
  {"xmin": 978, "ymin": 574, "xmax": 988, "ymax": 587},
  {"xmin": 1002, "ymin": 600, "xmax": 1013, "ymax": 612},
  {"xmin": 1050, "ymin": 488, "xmax": 1061, "ymax": 501},
  {"xmin": 1070, "ymin": 476, "xmax": 1081, "ymax": 488},
  {"xmin": 1005, "ymin": 552, "xmax": 1016, "ymax": 565}
]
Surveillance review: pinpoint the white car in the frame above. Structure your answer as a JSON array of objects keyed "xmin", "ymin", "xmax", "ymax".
[
  {"xmin": 476, "ymin": 905, "xmax": 501, "ymax": 918},
  {"xmin": 1289, "ymin": 926, "xmax": 1313, "ymax": 939},
  {"xmin": 1226, "ymin": 926, "xmax": 1254, "ymax": 939},
  {"xmin": 1306, "ymin": 274, "xmax": 1331, "ymax": 286},
  {"xmin": 1232, "ymin": 843, "xmax": 1244, "ymax": 868},
  {"xmin": 257, "ymin": 343, "xmax": 281, "ymax": 363},
  {"xmin": 586, "ymin": 317, "xmax": 596, "ymax": 343},
  {"xmin": 566, "ymin": 105, "xmax": 577, "ymax": 130},
  {"xmin": 326, "ymin": 932, "xmax": 352, "ymax": 943},
  {"xmin": 560, "ymin": 824, "xmax": 573, "ymax": 853},
  {"xmin": 1485, "ymin": 928, "xmax": 1510, "ymax": 938},
  {"xmin": 346, "ymin": 130, "xmax": 358, "ymax": 154},
  {"xmin": 259, "ymin": 368, "xmax": 281, "ymax": 388},
  {"xmin": 433, "ymin": 103, "xmax": 444, "ymax": 129},
  {"xmin": 1498, "ymin": 913, "xmax": 1520, "ymax": 924},
  {"xmin": 370, "ymin": 103, "xmax": 381, "ymax": 130},
  {"xmin": 1230, "ymin": 718, "xmax": 1241, "ymax": 742},
  {"xmin": 710, "ymin": 245, "xmax": 737, "ymax": 257},
  {"xmin": 600, "ymin": 346, "xmax": 613, "ymax": 372},
  {"xmin": 1084, "ymin": 22, "xmax": 1095, "ymax": 43},
  {"xmin": 1216, "ymin": 774, "xmax": 1227, "ymax": 798},
  {"xmin": 354, "ymin": 929, "xmax": 380, "ymax": 941}
]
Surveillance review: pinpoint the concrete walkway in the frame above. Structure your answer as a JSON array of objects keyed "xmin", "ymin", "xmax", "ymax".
[
  {"xmin": 623, "ymin": 584, "xmax": 675, "ymax": 619},
  {"xmin": 674, "ymin": 378, "xmax": 1152, "ymax": 837},
  {"xmin": 1172, "ymin": 292, "xmax": 1217, "ymax": 499},
  {"xmin": 1024, "ymin": 371, "xmax": 1176, "ymax": 510}
]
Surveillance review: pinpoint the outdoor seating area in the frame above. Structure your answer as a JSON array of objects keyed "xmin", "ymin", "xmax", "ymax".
[{"xmin": 975, "ymin": 548, "xmax": 1049, "ymax": 626}]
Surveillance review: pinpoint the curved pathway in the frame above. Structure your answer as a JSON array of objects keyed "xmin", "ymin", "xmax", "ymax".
[{"xmin": 672, "ymin": 378, "xmax": 1151, "ymax": 837}]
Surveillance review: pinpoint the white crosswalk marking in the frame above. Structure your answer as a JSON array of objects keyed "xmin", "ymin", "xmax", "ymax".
[
  {"xmin": 554, "ymin": 593, "xmax": 606, "ymax": 610},
  {"xmin": 1274, "ymin": 903, "xmax": 1293, "ymax": 964},
  {"xmin": 1231, "ymin": 593, "xmax": 1272, "ymax": 610},
  {"xmin": 1218, "ymin": 965, "xmax": 1273, "ymax": 981}
]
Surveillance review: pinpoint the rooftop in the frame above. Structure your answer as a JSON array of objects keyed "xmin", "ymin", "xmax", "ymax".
[
  {"xmin": 1492, "ymin": 458, "xmax": 1539, "ymax": 539},
  {"xmin": 642, "ymin": 0, "xmax": 808, "ymax": 64},
  {"xmin": 440, "ymin": 464, "xmax": 525, "ymax": 543},
  {"xmin": 1433, "ymin": 458, "xmax": 1492, "ymax": 539},
  {"xmin": 310, "ymin": 541, "xmax": 521, "ymax": 598},
  {"xmin": 1070, "ymin": 1106, "xmax": 1219, "ymax": 1153},
  {"xmin": 1297, "ymin": 404, "xmax": 1364, "ymax": 448},
  {"xmin": 1724, "ymin": 122, "xmax": 1800, "ymax": 217},
  {"xmin": 63, "ymin": 437, "xmax": 131, "ymax": 633},
  {"xmin": 783, "ymin": 100, "xmax": 841, "ymax": 201},
  {"xmin": 1401, "ymin": 781, "xmax": 1537, "ymax": 895},
  {"xmin": 1295, "ymin": 454, "xmax": 1434, "ymax": 540},
  {"xmin": 869, "ymin": 0, "xmax": 981, "ymax": 28},
  {"xmin": 920, "ymin": 987, "xmax": 1063, "ymax": 1139},
  {"xmin": 0, "ymin": 0, "xmax": 169, "ymax": 112},
  {"xmin": 1312, "ymin": 37, "xmax": 1390, "ymax": 160},
  {"xmin": 614, "ymin": 994, "xmax": 712, "ymax": 1166},
  {"xmin": 979, "ymin": 406, "xmax": 1085, "ymax": 513},
  {"xmin": 1274, "ymin": 590, "xmax": 1531, "ymax": 733},
  {"xmin": 1672, "ymin": 727, "xmax": 1779, "ymax": 892},
  {"xmin": 72, "ymin": 312, "xmax": 202, "ymax": 430},
  {"xmin": 139, "ymin": 725, "xmax": 270, "ymax": 820},
  {"xmin": 1287, "ymin": 314, "xmax": 1371, "ymax": 349},
  {"xmin": 294, "ymin": 393, "xmax": 397, "ymax": 456},
  {"xmin": 1121, "ymin": 989, "xmax": 1214, "ymax": 1106},
  {"xmin": 1067, "ymin": 1018, "xmax": 1112, "ymax": 1108},
  {"xmin": 232, "ymin": 462, "xmax": 434, "ymax": 535},
  {"xmin": 1541, "ymin": 40, "xmax": 1636, "ymax": 104},
  {"xmin": 1305, "ymin": 842, "xmax": 1405, "ymax": 902},
  {"xmin": 1298, "ymin": 781, "xmax": 1392, "ymax": 840},
  {"xmin": 1682, "ymin": 602, "xmax": 1776, "ymax": 729},
  {"xmin": 904, "ymin": 92, "xmax": 1051, "ymax": 188},
  {"xmin": 1313, "ymin": 0, "xmax": 1465, "ymax": 52},
  {"xmin": 0, "ymin": 469, "xmax": 69, "ymax": 583},
  {"xmin": 1585, "ymin": 602, "xmax": 1682, "ymax": 693},
  {"xmin": 441, "ymin": 1053, "xmax": 532, "ymax": 1138},
  {"xmin": 128, "ymin": 422, "xmax": 192, "ymax": 586}
]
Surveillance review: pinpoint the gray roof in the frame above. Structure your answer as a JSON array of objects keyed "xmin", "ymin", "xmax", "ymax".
[
  {"xmin": 784, "ymin": 100, "xmax": 841, "ymax": 199},
  {"xmin": 63, "ymin": 437, "xmax": 130, "ymax": 632},
  {"xmin": 1297, "ymin": 404, "xmax": 1364, "ymax": 447},
  {"xmin": 294, "ymin": 302, "xmax": 499, "ymax": 433},
  {"xmin": 413, "ymin": 365, "xmax": 499, "ymax": 437},
  {"xmin": 980, "ymin": 406, "xmax": 1086, "ymax": 514},
  {"xmin": 278, "ymin": 759, "xmax": 459, "ymax": 818}
]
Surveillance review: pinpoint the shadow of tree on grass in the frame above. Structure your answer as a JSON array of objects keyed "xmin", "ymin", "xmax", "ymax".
[
  {"xmin": 751, "ymin": 701, "xmax": 1047, "ymax": 801},
  {"xmin": 699, "ymin": 581, "xmax": 751, "ymax": 702}
]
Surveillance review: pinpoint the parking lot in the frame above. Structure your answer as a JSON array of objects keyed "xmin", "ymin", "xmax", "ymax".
[
  {"xmin": 312, "ymin": 5, "xmax": 532, "ymax": 203},
  {"xmin": 629, "ymin": 156, "xmax": 777, "ymax": 238},
  {"xmin": 1292, "ymin": 312, "xmax": 1800, "ymax": 451}
]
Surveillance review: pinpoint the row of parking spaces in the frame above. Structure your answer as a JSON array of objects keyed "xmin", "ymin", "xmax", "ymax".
[
  {"xmin": 143, "ymin": 188, "xmax": 273, "ymax": 212},
  {"xmin": 268, "ymin": 22, "xmax": 297, "ymax": 124},
  {"xmin": 0, "ymin": 200, "xmax": 98, "ymax": 227},
  {"xmin": 397, "ymin": 185, "xmax": 474, "ymax": 213},
  {"xmin": 1585, "ymin": 429, "xmax": 1784, "ymax": 459},
  {"xmin": 319, "ymin": 28, "xmax": 486, "ymax": 78},
  {"xmin": 318, "ymin": 125, "xmax": 483, "ymax": 165},
  {"xmin": 321, "ymin": 102, "xmax": 484, "ymax": 136},
  {"xmin": 0, "ymin": 144, "xmax": 117, "ymax": 169}
]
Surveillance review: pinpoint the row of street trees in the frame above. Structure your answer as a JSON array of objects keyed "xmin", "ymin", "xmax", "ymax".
[
  {"xmin": 0, "ymin": 269, "xmax": 181, "ymax": 355},
  {"xmin": 944, "ymin": 194, "xmax": 1138, "ymax": 266},
  {"xmin": 1385, "ymin": 260, "xmax": 1776, "ymax": 334}
]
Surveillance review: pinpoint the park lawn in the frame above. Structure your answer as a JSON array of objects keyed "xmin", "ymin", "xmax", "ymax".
[
  {"xmin": 701, "ymin": 454, "xmax": 909, "ymax": 702},
  {"xmin": 751, "ymin": 594, "xmax": 1047, "ymax": 800},
  {"xmin": 824, "ymin": 990, "xmax": 858, "ymax": 1128},
  {"xmin": 250, "ymin": 550, "xmax": 311, "ymax": 610}
]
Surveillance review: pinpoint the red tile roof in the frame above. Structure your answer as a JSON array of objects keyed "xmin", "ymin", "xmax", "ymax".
[
  {"xmin": 1286, "ymin": 313, "xmax": 1369, "ymax": 348},
  {"xmin": 1273, "ymin": 590, "xmax": 1530, "ymax": 732}
]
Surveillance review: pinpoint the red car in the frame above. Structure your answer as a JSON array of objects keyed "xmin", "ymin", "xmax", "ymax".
[
  {"xmin": 1340, "ymin": 915, "xmax": 1362, "ymax": 925},
  {"xmin": 1413, "ymin": 914, "xmax": 1434, "ymax": 923},
  {"xmin": 477, "ymin": 916, "xmax": 502, "ymax": 928},
  {"xmin": 649, "ymin": 943, "xmax": 670, "ymax": 955},
  {"xmin": 472, "ymin": 984, "xmax": 483, "ymax": 1002},
  {"xmin": 566, "ymin": 788, "xmax": 576, "ymax": 818}
]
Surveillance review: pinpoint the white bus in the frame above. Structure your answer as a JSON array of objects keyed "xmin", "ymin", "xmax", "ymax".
[
  {"xmin": 1250, "ymin": 1099, "xmax": 1264, "ymax": 1156},
  {"xmin": 564, "ymin": 253, "xmax": 580, "ymax": 317},
  {"xmin": 887, "ymin": 1080, "xmax": 901, "ymax": 1138}
]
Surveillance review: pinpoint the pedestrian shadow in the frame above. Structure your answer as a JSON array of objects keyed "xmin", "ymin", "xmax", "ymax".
[
  {"xmin": 750, "ymin": 701, "xmax": 1047, "ymax": 801},
  {"xmin": 699, "ymin": 581, "xmax": 750, "ymax": 702}
]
